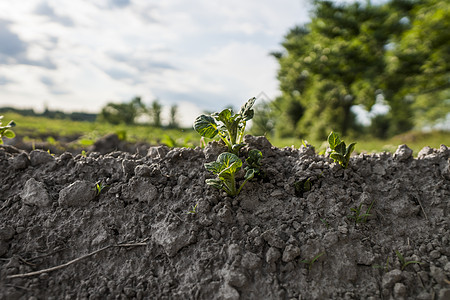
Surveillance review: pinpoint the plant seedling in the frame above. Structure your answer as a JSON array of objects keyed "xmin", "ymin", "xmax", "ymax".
[
  {"xmin": 395, "ymin": 250, "xmax": 423, "ymax": 270},
  {"xmin": 94, "ymin": 181, "xmax": 108, "ymax": 196},
  {"xmin": 245, "ymin": 149, "xmax": 264, "ymax": 179},
  {"xmin": 193, "ymin": 97, "xmax": 256, "ymax": 155},
  {"xmin": 301, "ymin": 252, "xmax": 325, "ymax": 270},
  {"xmin": 81, "ymin": 150, "xmax": 87, "ymax": 157},
  {"xmin": 327, "ymin": 131, "xmax": 356, "ymax": 169},
  {"xmin": 373, "ymin": 257, "xmax": 390, "ymax": 272},
  {"xmin": 294, "ymin": 178, "xmax": 312, "ymax": 197},
  {"xmin": 0, "ymin": 116, "xmax": 16, "ymax": 144},
  {"xmin": 347, "ymin": 200, "xmax": 374, "ymax": 224},
  {"xmin": 204, "ymin": 152, "xmax": 257, "ymax": 197},
  {"xmin": 186, "ymin": 203, "xmax": 198, "ymax": 215}
]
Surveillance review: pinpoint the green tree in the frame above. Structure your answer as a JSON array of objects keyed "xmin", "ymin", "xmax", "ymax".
[
  {"xmin": 384, "ymin": 0, "xmax": 450, "ymax": 133},
  {"xmin": 168, "ymin": 104, "xmax": 179, "ymax": 128},
  {"xmin": 98, "ymin": 96, "xmax": 145, "ymax": 125},
  {"xmin": 273, "ymin": 0, "xmax": 448, "ymax": 139},
  {"xmin": 150, "ymin": 100, "xmax": 162, "ymax": 127}
]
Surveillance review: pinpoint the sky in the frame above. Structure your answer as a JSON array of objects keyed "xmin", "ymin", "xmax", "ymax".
[{"xmin": 0, "ymin": 0, "xmax": 312, "ymax": 127}]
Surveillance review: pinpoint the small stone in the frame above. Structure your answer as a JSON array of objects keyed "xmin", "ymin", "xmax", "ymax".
[
  {"xmin": 282, "ymin": 244, "xmax": 301, "ymax": 262},
  {"xmin": 224, "ymin": 269, "xmax": 248, "ymax": 288},
  {"xmin": 429, "ymin": 250, "xmax": 441, "ymax": 259},
  {"xmin": 12, "ymin": 152, "xmax": 30, "ymax": 170},
  {"xmin": 418, "ymin": 146, "xmax": 434, "ymax": 158},
  {"xmin": 241, "ymin": 252, "xmax": 261, "ymax": 270},
  {"xmin": 20, "ymin": 178, "xmax": 52, "ymax": 207},
  {"xmin": 382, "ymin": 269, "xmax": 402, "ymax": 289},
  {"xmin": 261, "ymin": 229, "xmax": 285, "ymax": 249},
  {"xmin": 393, "ymin": 145, "xmax": 413, "ymax": 161},
  {"xmin": 58, "ymin": 180, "xmax": 96, "ymax": 207},
  {"xmin": 393, "ymin": 283, "xmax": 407, "ymax": 298},
  {"xmin": 29, "ymin": 149, "xmax": 55, "ymax": 166},
  {"xmin": 266, "ymin": 247, "xmax": 281, "ymax": 263}
]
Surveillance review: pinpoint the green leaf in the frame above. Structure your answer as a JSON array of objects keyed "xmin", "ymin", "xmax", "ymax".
[
  {"xmin": 239, "ymin": 97, "xmax": 256, "ymax": 121},
  {"xmin": 216, "ymin": 109, "xmax": 233, "ymax": 124},
  {"xmin": 335, "ymin": 141, "xmax": 346, "ymax": 154},
  {"xmin": 330, "ymin": 153, "xmax": 345, "ymax": 163},
  {"xmin": 3, "ymin": 130, "xmax": 15, "ymax": 139},
  {"xmin": 345, "ymin": 142, "xmax": 356, "ymax": 158},
  {"xmin": 204, "ymin": 161, "xmax": 222, "ymax": 174},
  {"xmin": 247, "ymin": 149, "xmax": 262, "ymax": 166},
  {"xmin": 193, "ymin": 115, "xmax": 219, "ymax": 138},
  {"xmin": 244, "ymin": 168, "xmax": 255, "ymax": 181},
  {"xmin": 206, "ymin": 179, "xmax": 223, "ymax": 189},
  {"xmin": 327, "ymin": 131, "xmax": 341, "ymax": 150},
  {"xmin": 231, "ymin": 143, "xmax": 245, "ymax": 154},
  {"xmin": 217, "ymin": 152, "xmax": 242, "ymax": 173}
]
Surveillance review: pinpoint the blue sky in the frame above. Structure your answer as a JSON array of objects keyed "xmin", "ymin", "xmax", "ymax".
[{"xmin": 0, "ymin": 0, "xmax": 311, "ymax": 126}]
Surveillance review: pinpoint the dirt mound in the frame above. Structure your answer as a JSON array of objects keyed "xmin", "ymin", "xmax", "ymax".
[{"xmin": 0, "ymin": 137, "xmax": 449, "ymax": 299}]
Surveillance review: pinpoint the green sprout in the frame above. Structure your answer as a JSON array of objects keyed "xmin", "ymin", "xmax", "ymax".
[
  {"xmin": 301, "ymin": 252, "xmax": 325, "ymax": 270},
  {"xmin": 204, "ymin": 152, "xmax": 259, "ymax": 197},
  {"xmin": 81, "ymin": 150, "xmax": 87, "ymax": 157},
  {"xmin": 327, "ymin": 131, "xmax": 356, "ymax": 169},
  {"xmin": 0, "ymin": 116, "xmax": 16, "ymax": 144},
  {"xmin": 294, "ymin": 178, "xmax": 312, "ymax": 197},
  {"xmin": 245, "ymin": 149, "xmax": 264, "ymax": 179},
  {"xmin": 186, "ymin": 203, "xmax": 198, "ymax": 215},
  {"xmin": 395, "ymin": 250, "xmax": 423, "ymax": 270},
  {"xmin": 94, "ymin": 181, "xmax": 108, "ymax": 196},
  {"xmin": 347, "ymin": 200, "xmax": 374, "ymax": 224},
  {"xmin": 193, "ymin": 97, "xmax": 256, "ymax": 155},
  {"xmin": 373, "ymin": 257, "xmax": 390, "ymax": 272}
]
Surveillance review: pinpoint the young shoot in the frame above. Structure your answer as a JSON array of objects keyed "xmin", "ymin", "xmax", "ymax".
[
  {"xmin": 0, "ymin": 116, "xmax": 16, "ymax": 144},
  {"xmin": 94, "ymin": 181, "xmax": 108, "ymax": 196},
  {"xmin": 395, "ymin": 250, "xmax": 423, "ymax": 270},
  {"xmin": 204, "ymin": 152, "xmax": 257, "ymax": 197},
  {"xmin": 327, "ymin": 131, "xmax": 356, "ymax": 169},
  {"xmin": 347, "ymin": 200, "xmax": 374, "ymax": 224},
  {"xmin": 245, "ymin": 149, "xmax": 264, "ymax": 179},
  {"xmin": 186, "ymin": 203, "xmax": 198, "ymax": 215},
  {"xmin": 193, "ymin": 97, "xmax": 256, "ymax": 155},
  {"xmin": 301, "ymin": 252, "xmax": 325, "ymax": 270}
]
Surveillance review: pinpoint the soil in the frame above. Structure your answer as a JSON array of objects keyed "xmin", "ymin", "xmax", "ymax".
[{"xmin": 0, "ymin": 135, "xmax": 449, "ymax": 300}]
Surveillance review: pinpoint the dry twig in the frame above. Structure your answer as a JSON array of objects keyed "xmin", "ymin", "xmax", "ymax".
[{"xmin": 7, "ymin": 242, "xmax": 147, "ymax": 279}]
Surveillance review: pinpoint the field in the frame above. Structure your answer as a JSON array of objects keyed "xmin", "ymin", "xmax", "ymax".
[{"xmin": 2, "ymin": 112, "xmax": 449, "ymax": 156}]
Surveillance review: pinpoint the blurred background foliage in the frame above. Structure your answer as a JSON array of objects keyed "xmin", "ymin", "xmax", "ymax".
[{"xmin": 264, "ymin": 0, "xmax": 449, "ymax": 141}]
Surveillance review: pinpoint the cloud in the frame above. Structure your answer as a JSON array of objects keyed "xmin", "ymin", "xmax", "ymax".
[
  {"xmin": 40, "ymin": 75, "xmax": 71, "ymax": 95},
  {"xmin": 0, "ymin": 19, "xmax": 27, "ymax": 58},
  {"xmin": 34, "ymin": 2, "xmax": 74, "ymax": 27},
  {"xmin": 0, "ymin": 75, "xmax": 14, "ymax": 85},
  {"xmin": 109, "ymin": 0, "xmax": 131, "ymax": 8},
  {"xmin": 0, "ymin": 19, "xmax": 57, "ymax": 69}
]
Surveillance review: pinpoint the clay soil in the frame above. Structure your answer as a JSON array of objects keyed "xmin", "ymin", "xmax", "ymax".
[{"xmin": 0, "ymin": 136, "xmax": 449, "ymax": 300}]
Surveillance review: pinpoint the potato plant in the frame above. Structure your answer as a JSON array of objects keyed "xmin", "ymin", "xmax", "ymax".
[
  {"xmin": 0, "ymin": 116, "xmax": 16, "ymax": 144},
  {"xmin": 193, "ymin": 97, "xmax": 256, "ymax": 155},
  {"xmin": 204, "ymin": 151, "xmax": 261, "ymax": 197},
  {"xmin": 327, "ymin": 131, "xmax": 356, "ymax": 169}
]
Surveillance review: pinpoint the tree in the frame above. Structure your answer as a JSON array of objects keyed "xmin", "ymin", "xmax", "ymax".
[
  {"xmin": 384, "ymin": 0, "xmax": 450, "ymax": 133},
  {"xmin": 98, "ymin": 96, "xmax": 145, "ymax": 125},
  {"xmin": 150, "ymin": 100, "xmax": 162, "ymax": 127},
  {"xmin": 273, "ymin": 0, "xmax": 448, "ymax": 139},
  {"xmin": 168, "ymin": 104, "xmax": 179, "ymax": 128}
]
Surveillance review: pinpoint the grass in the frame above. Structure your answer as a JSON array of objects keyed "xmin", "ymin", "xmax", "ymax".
[
  {"xmin": 2, "ymin": 112, "xmax": 200, "ymax": 148},
  {"xmin": 3, "ymin": 112, "xmax": 449, "ymax": 153},
  {"xmin": 268, "ymin": 130, "xmax": 449, "ymax": 156}
]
